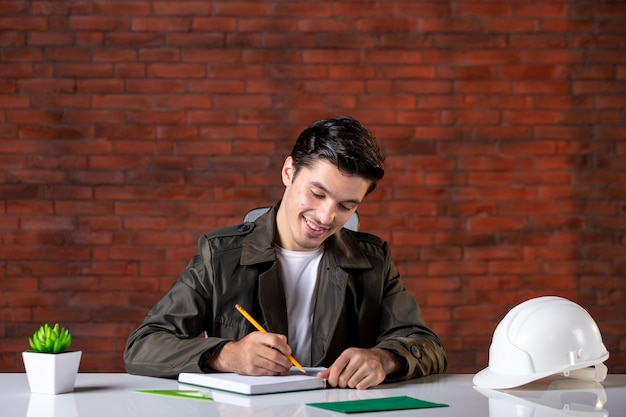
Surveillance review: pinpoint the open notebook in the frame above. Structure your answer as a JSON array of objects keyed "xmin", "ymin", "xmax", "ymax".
[{"xmin": 178, "ymin": 367, "xmax": 326, "ymax": 395}]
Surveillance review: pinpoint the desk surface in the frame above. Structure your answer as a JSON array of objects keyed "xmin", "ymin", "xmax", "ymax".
[{"xmin": 3, "ymin": 373, "xmax": 625, "ymax": 417}]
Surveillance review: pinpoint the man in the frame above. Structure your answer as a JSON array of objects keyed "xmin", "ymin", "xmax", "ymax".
[{"xmin": 124, "ymin": 116, "xmax": 447, "ymax": 389}]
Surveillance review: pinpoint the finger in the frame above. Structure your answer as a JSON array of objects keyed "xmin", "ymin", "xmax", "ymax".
[
  {"xmin": 326, "ymin": 357, "xmax": 351, "ymax": 387},
  {"xmin": 236, "ymin": 334, "xmax": 292, "ymax": 374},
  {"xmin": 316, "ymin": 369, "xmax": 330, "ymax": 379},
  {"xmin": 245, "ymin": 335, "xmax": 293, "ymax": 372},
  {"xmin": 337, "ymin": 363, "xmax": 358, "ymax": 388},
  {"xmin": 252, "ymin": 332, "xmax": 292, "ymax": 356}
]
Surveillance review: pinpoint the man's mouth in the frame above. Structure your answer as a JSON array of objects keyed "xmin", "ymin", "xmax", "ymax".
[{"xmin": 304, "ymin": 217, "xmax": 328, "ymax": 234}]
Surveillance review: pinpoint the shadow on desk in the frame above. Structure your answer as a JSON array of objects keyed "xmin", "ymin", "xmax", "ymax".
[
  {"xmin": 74, "ymin": 385, "xmax": 114, "ymax": 393},
  {"xmin": 476, "ymin": 377, "xmax": 610, "ymax": 417}
]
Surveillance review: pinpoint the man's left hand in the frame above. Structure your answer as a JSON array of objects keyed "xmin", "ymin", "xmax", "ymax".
[{"xmin": 316, "ymin": 347, "xmax": 402, "ymax": 390}]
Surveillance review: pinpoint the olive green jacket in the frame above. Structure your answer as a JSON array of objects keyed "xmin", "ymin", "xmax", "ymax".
[{"xmin": 124, "ymin": 204, "xmax": 447, "ymax": 379}]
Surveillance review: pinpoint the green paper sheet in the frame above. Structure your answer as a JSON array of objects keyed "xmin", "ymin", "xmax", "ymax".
[
  {"xmin": 134, "ymin": 389, "xmax": 213, "ymax": 402},
  {"xmin": 307, "ymin": 395, "xmax": 448, "ymax": 413}
]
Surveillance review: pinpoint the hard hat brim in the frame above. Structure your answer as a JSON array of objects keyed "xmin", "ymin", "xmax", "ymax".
[
  {"xmin": 473, "ymin": 352, "xmax": 610, "ymax": 390},
  {"xmin": 473, "ymin": 366, "xmax": 555, "ymax": 389}
]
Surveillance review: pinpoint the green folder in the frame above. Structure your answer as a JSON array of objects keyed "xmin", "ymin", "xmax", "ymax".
[
  {"xmin": 307, "ymin": 395, "xmax": 448, "ymax": 413},
  {"xmin": 134, "ymin": 389, "xmax": 213, "ymax": 402}
]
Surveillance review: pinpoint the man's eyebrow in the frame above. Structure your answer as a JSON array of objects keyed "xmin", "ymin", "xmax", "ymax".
[{"xmin": 311, "ymin": 181, "xmax": 362, "ymax": 205}]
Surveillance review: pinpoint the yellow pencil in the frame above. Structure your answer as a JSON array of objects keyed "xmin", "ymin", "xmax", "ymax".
[{"xmin": 235, "ymin": 303, "xmax": 306, "ymax": 374}]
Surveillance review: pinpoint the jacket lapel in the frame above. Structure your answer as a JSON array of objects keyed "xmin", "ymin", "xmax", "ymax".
[
  {"xmin": 311, "ymin": 231, "xmax": 372, "ymax": 364},
  {"xmin": 258, "ymin": 263, "xmax": 289, "ymax": 336},
  {"xmin": 311, "ymin": 256, "xmax": 349, "ymax": 365}
]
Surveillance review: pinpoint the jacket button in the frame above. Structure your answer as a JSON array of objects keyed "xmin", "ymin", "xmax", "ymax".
[
  {"xmin": 411, "ymin": 345, "xmax": 422, "ymax": 358},
  {"xmin": 238, "ymin": 224, "xmax": 251, "ymax": 232}
]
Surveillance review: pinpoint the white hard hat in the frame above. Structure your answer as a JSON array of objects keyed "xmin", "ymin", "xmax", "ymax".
[{"xmin": 473, "ymin": 296, "xmax": 609, "ymax": 389}]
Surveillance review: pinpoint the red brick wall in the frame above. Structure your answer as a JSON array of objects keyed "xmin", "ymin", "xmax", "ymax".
[{"xmin": 1, "ymin": 1, "xmax": 625, "ymax": 375}]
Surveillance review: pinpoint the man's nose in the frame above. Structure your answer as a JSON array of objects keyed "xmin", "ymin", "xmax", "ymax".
[{"xmin": 318, "ymin": 201, "xmax": 336, "ymax": 226}]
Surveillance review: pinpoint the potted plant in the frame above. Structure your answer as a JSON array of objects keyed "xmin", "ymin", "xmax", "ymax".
[{"xmin": 22, "ymin": 323, "xmax": 82, "ymax": 394}]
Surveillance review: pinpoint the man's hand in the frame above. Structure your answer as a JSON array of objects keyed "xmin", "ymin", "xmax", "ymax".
[
  {"xmin": 316, "ymin": 347, "xmax": 402, "ymax": 390},
  {"xmin": 206, "ymin": 332, "xmax": 293, "ymax": 375}
]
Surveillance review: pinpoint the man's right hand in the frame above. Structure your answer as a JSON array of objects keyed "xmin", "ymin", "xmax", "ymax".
[{"xmin": 205, "ymin": 331, "xmax": 294, "ymax": 375}]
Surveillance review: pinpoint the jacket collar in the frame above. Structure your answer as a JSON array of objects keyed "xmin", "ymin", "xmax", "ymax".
[{"xmin": 240, "ymin": 202, "xmax": 371, "ymax": 270}]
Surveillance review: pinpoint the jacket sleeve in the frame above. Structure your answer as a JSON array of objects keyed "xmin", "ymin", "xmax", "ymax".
[
  {"xmin": 123, "ymin": 236, "xmax": 227, "ymax": 378},
  {"xmin": 373, "ymin": 245, "xmax": 447, "ymax": 381}
]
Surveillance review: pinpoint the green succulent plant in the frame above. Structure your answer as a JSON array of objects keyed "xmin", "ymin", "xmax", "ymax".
[{"xmin": 28, "ymin": 323, "xmax": 72, "ymax": 354}]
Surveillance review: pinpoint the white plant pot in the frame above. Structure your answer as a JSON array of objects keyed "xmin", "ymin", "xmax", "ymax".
[{"xmin": 22, "ymin": 351, "xmax": 82, "ymax": 394}]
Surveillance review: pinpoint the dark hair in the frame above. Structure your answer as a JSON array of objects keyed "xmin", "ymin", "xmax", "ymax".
[{"xmin": 290, "ymin": 116, "xmax": 385, "ymax": 194}]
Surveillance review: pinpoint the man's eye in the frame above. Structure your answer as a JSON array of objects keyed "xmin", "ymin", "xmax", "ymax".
[{"xmin": 311, "ymin": 190, "xmax": 323, "ymax": 199}]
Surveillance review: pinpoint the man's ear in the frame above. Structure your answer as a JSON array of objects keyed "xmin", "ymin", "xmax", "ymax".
[{"xmin": 281, "ymin": 156, "xmax": 295, "ymax": 186}]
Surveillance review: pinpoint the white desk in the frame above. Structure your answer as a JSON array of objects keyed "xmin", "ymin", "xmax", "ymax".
[{"xmin": 2, "ymin": 373, "xmax": 625, "ymax": 417}]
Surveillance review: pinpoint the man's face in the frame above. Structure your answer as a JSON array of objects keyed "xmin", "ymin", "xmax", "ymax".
[{"xmin": 276, "ymin": 156, "xmax": 370, "ymax": 251}]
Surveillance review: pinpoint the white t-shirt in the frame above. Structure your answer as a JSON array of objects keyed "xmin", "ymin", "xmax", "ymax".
[{"xmin": 274, "ymin": 244, "xmax": 323, "ymax": 366}]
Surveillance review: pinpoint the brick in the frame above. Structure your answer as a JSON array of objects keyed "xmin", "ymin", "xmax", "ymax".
[
  {"xmin": 571, "ymin": 35, "xmax": 626, "ymax": 49},
  {"xmin": 0, "ymin": 31, "xmax": 25, "ymax": 46},
  {"xmin": 93, "ymin": 50, "xmax": 137, "ymax": 65},
  {"xmin": 137, "ymin": 47, "xmax": 179, "ymax": 63},
  {"xmin": 538, "ymin": 19, "xmax": 594, "ymax": 33},
  {"xmin": 469, "ymin": 217, "xmax": 525, "ymax": 231},
  {"xmin": 94, "ymin": 1, "xmax": 151, "ymax": 15},
  {"xmin": 94, "ymin": 186, "xmax": 153, "ymax": 200},
  {"xmin": 468, "ymin": 172, "xmax": 511, "ymax": 185},
  {"xmin": 1, "ymin": 47, "xmax": 43, "ymax": 62},
  {"xmin": 328, "ymin": 65, "xmax": 376, "ymax": 80},
  {"xmin": 588, "ymin": 50, "xmax": 626, "ymax": 64},
  {"xmin": 68, "ymin": 109, "xmax": 126, "ymax": 125},
  {"xmin": 232, "ymin": 140, "xmax": 276, "ymax": 154},
  {"xmin": 238, "ymin": 18, "xmax": 298, "ymax": 32},
  {"xmin": 489, "ymin": 261, "xmax": 545, "ymax": 275},
  {"xmin": 109, "ymin": 247, "xmax": 167, "ymax": 261},
  {"xmin": 0, "ymin": 17, "xmax": 47, "ymax": 31},
  {"xmin": 427, "ymin": 261, "xmax": 488, "ymax": 277},
  {"xmin": 8, "ymin": 201, "xmax": 53, "ymax": 214},
  {"xmin": 8, "ymin": 109, "xmax": 64, "ymax": 123},
  {"xmin": 455, "ymin": 80, "xmax": 511, "ymax": 94},
  {"xmin": 442, "ymin": 110, "xmax": 500, "ymax": 125},
  {"xmin": 156, "ymin": 126, "xmax": 199, "ymax": 140},
  {"xmin": 509, "ymin": 35, "xmax": 568, "ymax": 49},
  {"xmin": 32, "ymin": 1, "xmax": 91, "ymax": 14},
  {"xmin": 127, "ymin": 110, "xmax": 185, "ymax": 124},
  {"xmin": 514, "ymin": 4, "xmax": 569, "ymax": 18},
  {"xmin": 0, "ymin": 93, "xmax": 29, "ymax": 107},
  {"xmin": 456, "ymin": 3, "xmax": 512, "ymax": 17},
  {"xmin": 75, "ymin": 32, "xmax": 104, "ymax": 46},
  {"xmin": 8, "ymin": 169, "xmax": 65, "ymax": 184},
  {"xmin": 0, "ymin": 80, "xmax": 15, "ymax": 94},
  {"xmin": 297, "ymin": 19, "xmax": 356, "ymax": 33},
  {"xmin": 78, "ymin": 217, "xmax": 122, "ymax": 231},
  {"xmin": 106, "ymin": 32, "xmax": 166, "ymax": 47},
  {"xmin": 54, "ymin": 201, "xmax": 113, "ymax": 216},
  {"xmin": 70, "ymin": 16, "xmax": 130, "ymax": 31},
  {"xmin": 147, "ymin": 63, "xmax": 205, "ymax": 78},
  {"xmin": 476, "ymin": 18, "xmax": 536, "ymax": 33},
  {"xmin": 149, "ymin": 1, "xmax": 208, "ymax": 14},
  {"xmin": 30, "ymin": 91, "xmax": 90, "ymax": 108},
  {"xmin": 130, "ymin": 17, "xmax": 191, "ymax": 32},
  {"xmin": 126, "ymin": 170, "xmax": 185, "ymax": 185},
  {"xmin": 213, "ymin": 2, "xmax": 270, "ymax": 17},
  {"xmin": 0, "ymin": 185, "xmax": 42, "ymax": 200}
]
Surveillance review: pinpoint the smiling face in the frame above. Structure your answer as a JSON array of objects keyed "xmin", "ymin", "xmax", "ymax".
[{"xmin": 275, "ymin": 156, "xmax": 371, "ymax": 251}]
